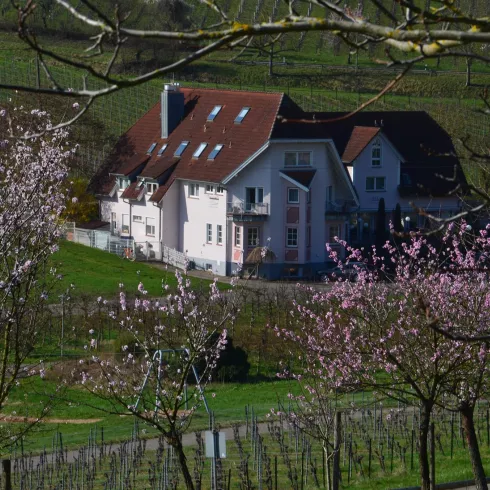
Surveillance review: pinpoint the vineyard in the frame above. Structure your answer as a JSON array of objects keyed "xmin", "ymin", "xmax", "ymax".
[
  {"xmin": 5, "ymin": 403, "xmax": 490, "ymax": 489},
  {"xmin": 1, "ymin": 54, "xmax": 488, "ymax": 184}
]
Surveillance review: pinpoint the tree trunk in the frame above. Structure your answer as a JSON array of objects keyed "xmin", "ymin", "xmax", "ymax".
[
  {"xmin": 461, "ymin": 404, "xmax": 488, "ymax": 490},
  {"xmin": 419, "ymin": 403, "xmax": 432, "ymax": 490},
  {"xmin": 173, "ymin": 434, "xmax": 195, "ymax": 490}
]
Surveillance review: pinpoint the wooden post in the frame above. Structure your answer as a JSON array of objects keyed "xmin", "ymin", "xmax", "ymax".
[
  {"xmin": 2, "ymin": 460, "xmax": 11, "ymax": 490},
  {"xmin": 333, "ymin": 411, "xmax": 342, "ymax": 490}
]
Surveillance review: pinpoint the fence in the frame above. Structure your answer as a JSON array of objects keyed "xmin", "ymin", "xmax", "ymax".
[
  {"xmin": 62, "ymin": 223, "xmax": 136, "ymax": 259},
  {"xmin": 162, "ymin": 245, "xmax": 187, "ymax": 269},
  {"xmin": 62, "ymin": 223, "xmax": 187, "ymax": 266}
]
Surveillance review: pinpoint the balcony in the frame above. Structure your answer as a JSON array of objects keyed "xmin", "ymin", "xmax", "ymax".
[
  {"xmin": 326, "ymin": 199, "xmax": 358, "ymax": 215},
  {"xmin": 227, "ymin": 201, "xmax": 269, "ymax": 222}
]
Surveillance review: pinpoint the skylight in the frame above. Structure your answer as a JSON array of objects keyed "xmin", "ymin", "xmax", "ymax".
[
  {"xmin": 208, "ymin": 144, "xmax": 224, "ymax": 160},
  {"xmin": 207, "ymin": 105, "xmax": 222, "ymax": 121},
  {"xmin": 234, "ymin": 107, "xmax": 250, "ymax": 124},
  {"xmin": 193, "ymin": 143, "xmax": 208, "ymax": 158},
  {"xmin": 174, "ymin": 141, "xmax": 189, "ymax": 157},
  {"xmin": 157, "ymin": 144, "xmax": 168, "ymax": 156},
  {"xmin": 147, "ymin": 143, "xmax": 157, "ymax": 154}
]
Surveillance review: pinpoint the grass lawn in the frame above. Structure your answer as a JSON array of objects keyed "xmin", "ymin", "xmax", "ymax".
[{"xmin": 51, "ymin": 240, "xmax": 216, "ymax": 298}]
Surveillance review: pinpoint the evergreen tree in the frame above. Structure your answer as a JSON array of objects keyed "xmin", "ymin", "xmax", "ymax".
[
  {"xmin": 375, "ymin": 198, "xmax": 387, "ymax": 249},
  {"xmin": 393, "ymin": 203, "xmax": 403, "ymax": 233}
]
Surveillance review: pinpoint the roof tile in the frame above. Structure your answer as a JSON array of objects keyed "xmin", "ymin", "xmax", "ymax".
[{"xmin": 342, "ymin": 126, "xmax": 380, "ymax": 163}]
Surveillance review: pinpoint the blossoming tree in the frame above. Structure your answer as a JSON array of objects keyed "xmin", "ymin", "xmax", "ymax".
[
  {"xmin": 0, "ymin": 105, "xmax": 72, "ymax": 446},
  {"xmin": 78, "ymin": 273, "xmax": 237, "ymax": 490},
  {"xmin": 277, "ymin": 224, "xmax": 490, "ymax": 490}
]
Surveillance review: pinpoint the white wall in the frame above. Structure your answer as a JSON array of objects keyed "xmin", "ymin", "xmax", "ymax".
[
  {"xmin": 99, "ymin": 189, "xmax": 161, "ymax": 243},
  {"xmin": 226, "ymin": 141, "xmax": 356, "ymax": 265},
  {"xmin": 180, "ymin": 181, "xmax": 227, "ymax": 272},
  {"xmin": 352, "ymin": 134, "xmax": 460, "ymax": 213}
]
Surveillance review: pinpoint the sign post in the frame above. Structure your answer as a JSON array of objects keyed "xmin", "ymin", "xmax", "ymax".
[{"xmin": 205, "ymin": 430, "xmax": 226, "ymax": 490}]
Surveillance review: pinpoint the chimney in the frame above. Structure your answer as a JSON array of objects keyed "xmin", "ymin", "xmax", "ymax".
[{"xmin": 161, "ymin": 83, "xmax": 184, "ymax": 139}]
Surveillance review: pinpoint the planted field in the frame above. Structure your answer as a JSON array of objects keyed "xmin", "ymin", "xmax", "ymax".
[{"xmin": 5, "ymin": 398, "xmax": 490, "ymax": 489}]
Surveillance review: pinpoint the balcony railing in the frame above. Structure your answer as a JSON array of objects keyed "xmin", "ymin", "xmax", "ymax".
[
  {"xmin": 326, "ymin": 199, "xmax": 358, "ymax": 213},
  {"xmin": 227, "ymin": 202, "xmax": 269, "ymax": 215}
]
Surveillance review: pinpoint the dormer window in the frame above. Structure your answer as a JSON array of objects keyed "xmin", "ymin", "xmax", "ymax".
[
  {"xmin": 175, "ymin": 141, "xmax": 189, "ymax": 156},
  {"xmin": 372, "ymin": 138, "xmax": 382, "ymax": 166},
  {"xmin": 157, "ymin": 144, "xmax": 168, "ymax": 156},
  {"xmin": 234, "ymin": 107, "xmax": 250, "ymax": 124},
  {"xmin": 208, "ymin": 144, "xmax": 224, "ymax": 160},
  {"xmin": 207, "ymin": 106, "xmax": 222, "ymax": 121},
  {"xmin": 147, "ymin": 182, "xmax": 158, "ymax": 194},
  {"xmin": 117, "ymin": 177, "xmax": 130, "ymax": 190},
  {"xmin": 147, "ymin": 143, "xmax": 157, "ymax": 154},
  {"xmin": 193, "ymin": 143, "xmax": 208, "ymax": 158}
]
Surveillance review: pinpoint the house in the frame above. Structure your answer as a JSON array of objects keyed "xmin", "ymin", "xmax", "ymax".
[
  {"xmin": 92, "ymin": 85, "xmax": 465, "ymax": 279},
  {"xmin": 272, "ymin": 111, "xmax": 466, "ymax": 244}
]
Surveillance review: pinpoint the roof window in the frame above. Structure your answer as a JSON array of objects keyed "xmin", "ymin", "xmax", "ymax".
[
  {"xmin": 174, "ymin": 141, "xmax": 189, "ymax": 157},
  {"xmin": 157, "ymin": 144, "xmax": 168, "ymax": 156},
  {"xmin": 208, "ymin": 144, "xmax": 224, "ymax": 160},
  {"xmin": 207, "ymin": 105, "xmax": 223, "ymax": 121},
  {"xmin": 193, "ymin": 143, "xmax": 208, "ymax": 158},
  {"xmin": 147, "ymin": 143, "xmax": 157, "ymax": 154},
  {"xmin": 234, "ymin": 107, "xmax": 250, "ymax": 124}
]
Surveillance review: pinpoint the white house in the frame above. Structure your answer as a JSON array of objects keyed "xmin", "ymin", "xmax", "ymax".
[{"xmin": 93, "ymin": 85, "xmax": 465, "ymax": 279}]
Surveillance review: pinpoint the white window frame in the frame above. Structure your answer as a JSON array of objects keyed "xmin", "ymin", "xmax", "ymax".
[
  {"xmin": 245, "ymin": 187, "xmax": 264, "ymax": 211},
  {"xmin": 174, "ymin": 141, "xmax": 189, "ymax": 157},
  {"xmin": 234, "ymin": 107, "xmax": 250, "ymax": 124},
  {"xmin": 235, "ymin": 226, "xmax": 241, "ymax": 247},
  {"xmin": 217, "ymin": 224, "xmax": 223, "ymax": 245},
  {"xmin": 288, "ymin": 188, "xmax": 300, "ymax": 204},
  {"xmin": 284, "ymin": 151, "xmax": 312, "ymax": 167},
  {"xmin": 208, "ymin": 144, "xmax": 224, "ymax": 160},
  {"xmin": 371, "ymin": 138, "xmax": 382, "ymax": 167},
  {"xmin": 206, "ymin": 223, "xmax": 213, "ymax": 244},
  {"xmin": 205, "ymin": 184, "xmax": 215, "ymax": 194},
  {"xmin": 366, "ymin": 176, "xmax": 386, "ymax": 192},
  {"xmin": 216, "ymin": 186, "xmax": 225, "ymax": 195},
  {"xmin": 146, "ymin": 217, "xmax": 156, "ymax": 237},
  {"xmin": 188, "ymin": 183, "xmax": 199, "ymax": 198},
  {"xmin": 146, "ymin": 182, "xmax": 158, "ymax": 194},
  {"xmin": 133, "ymin": 215, "xmax": 143, "ymax": 223},
  {"xmin": 286, "ymin": 227, "xmax": 298, "ymax": 248},
  {"xmin": 207, "ymin": 105, "xmax": 222, "ymax": 121},
  {"xmin": 193, "ymin": 143, "xmax": 208, "ymax": 158},
  {"xmin": 205, "ymin": 263, "xmax": 213, "ymax": 271},
  {"xmin": 118, "ymin": 177, "xmax": 130, "ymax": 190},
  {"xmin": 247, "ymin": 227, "xmax": 259, "ymax": 247},
  {"xmin": 121, "ymin": 214, "xmax": 130, "ymax": 235}
]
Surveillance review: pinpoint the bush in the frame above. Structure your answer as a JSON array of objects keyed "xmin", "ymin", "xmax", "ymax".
[{"xmin": 195, "ymin": 333, "xmax": 250, "ymax": 382}]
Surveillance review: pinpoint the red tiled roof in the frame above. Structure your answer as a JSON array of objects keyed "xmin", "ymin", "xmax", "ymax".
[
  {"xmin": 96, "ymin": 88, "xmax": 284, "ymax": 199},
  {"xmin": 96, "ymin": 175, "xmax": 117, "ymax": 196},
  {"xmin": 121, "ymin": 182, "xmax": 145, "ymax": 200},
  {"xmin": 281, "ymin": 169, "xmax": 317, "ymax": 188},
  {"xmin": 141, "ymin": 156, "xmax": 180, "ymax": 179},
  {"xmin": 118, "ymin": 154, "xmax": 151, "ymax": 176},
  {"xmin": 342, "ymin": 126, "xmax": 381, "ymax": 163}
]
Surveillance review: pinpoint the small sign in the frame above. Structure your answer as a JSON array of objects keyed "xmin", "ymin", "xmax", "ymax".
[{"xmin": 205, "ymin": 431, "xmax": 226, "ymax": 458}]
